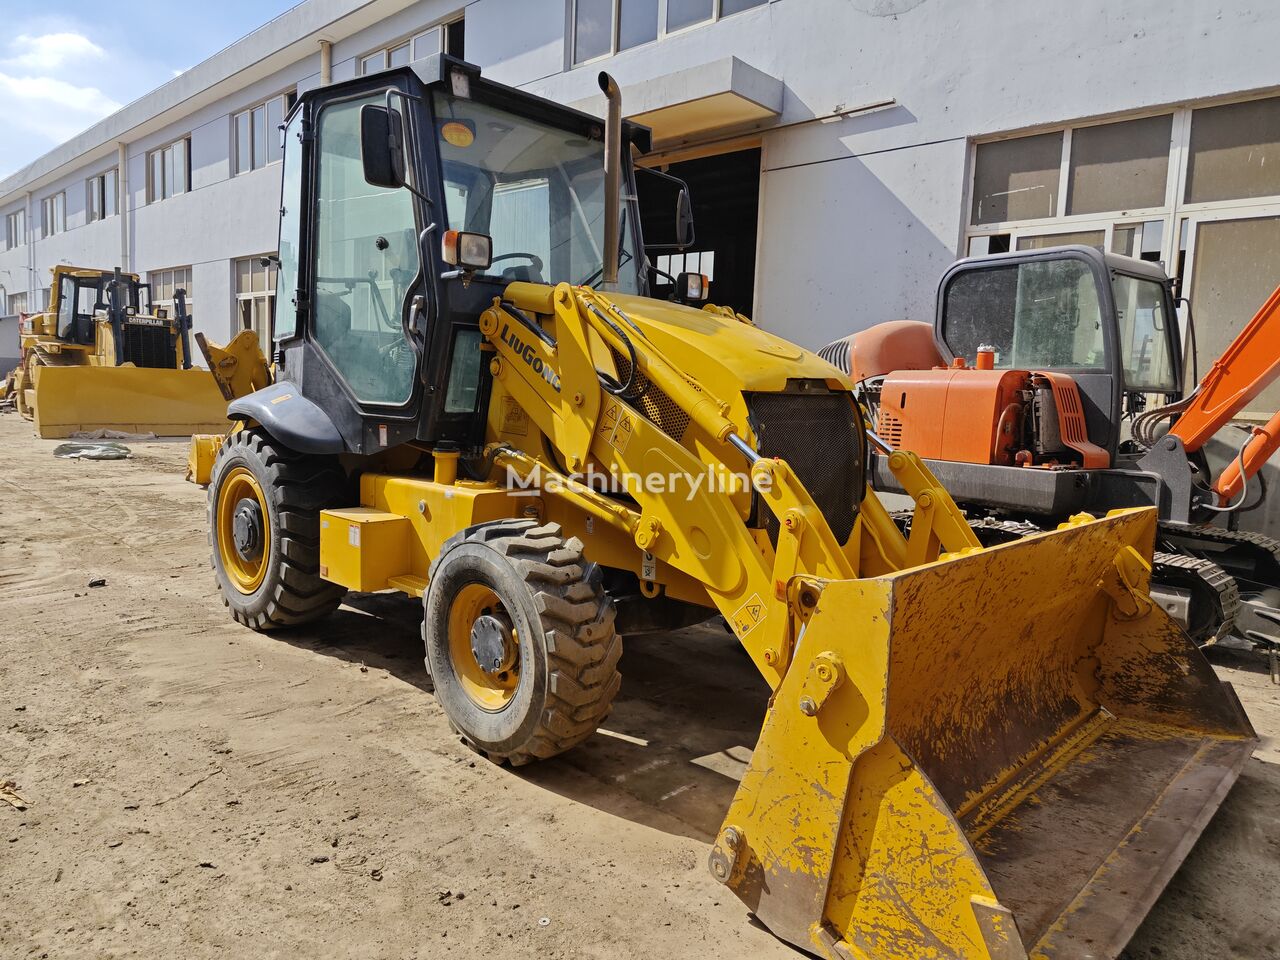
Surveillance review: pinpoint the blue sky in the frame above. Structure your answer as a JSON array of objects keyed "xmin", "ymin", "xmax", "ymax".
[{"xmin": 0, "ymin": 0, "xmax": 301, "ymax": 179}]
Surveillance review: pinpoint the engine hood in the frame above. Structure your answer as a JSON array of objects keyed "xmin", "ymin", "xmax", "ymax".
[{"xmin": 605, "ymin": 293, "xmax": 847, "ymax": 395}]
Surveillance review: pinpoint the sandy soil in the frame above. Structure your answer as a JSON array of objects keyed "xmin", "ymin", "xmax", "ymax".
[{"xmin": 0, "ymin": 412, "xmax": 1277, "ymax": 960}]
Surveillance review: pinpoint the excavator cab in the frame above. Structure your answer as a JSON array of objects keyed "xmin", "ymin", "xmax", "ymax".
[{"xmin": 935, "ymin": 245, "xmax": 1183, "ymax": 461}]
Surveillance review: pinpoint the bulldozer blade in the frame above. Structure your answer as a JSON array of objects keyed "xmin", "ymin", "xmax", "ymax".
[
  {"xmin": 30, "ymin": 365, "xmax": 231, "ymax": 438},
  {"xmin": 712, "ymin": 508, "xmax": 1255, "ymax": 960}
]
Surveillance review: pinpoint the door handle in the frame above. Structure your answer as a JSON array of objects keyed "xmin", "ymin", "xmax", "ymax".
[{"xmin": 407, "ymin": 294, "xmax": 425, "ymax": 337}]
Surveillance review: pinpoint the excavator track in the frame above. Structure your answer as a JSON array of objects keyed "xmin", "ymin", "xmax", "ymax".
[{"xmin": 1149, "ymin": 550, "xmax": 1241, "ymax": 645}]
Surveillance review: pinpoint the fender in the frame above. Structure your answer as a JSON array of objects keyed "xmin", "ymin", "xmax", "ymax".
[{"xmin": 228, "ymin": 380, "xmax": 345, "ymax": 455}]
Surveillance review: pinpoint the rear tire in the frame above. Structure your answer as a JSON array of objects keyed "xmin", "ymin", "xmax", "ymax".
[
  {"xmin": 208, "ymin": 427, "xmax": 347, "ymax": 630},
  {"xmin": 423, "ymin": 520, "xmax": 621, "ymax": 765}
]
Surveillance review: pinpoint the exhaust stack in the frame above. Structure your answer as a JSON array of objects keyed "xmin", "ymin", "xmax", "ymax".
[{"xmin": 599, "ymin": 72, "xmax": 621, "ymax": 290}]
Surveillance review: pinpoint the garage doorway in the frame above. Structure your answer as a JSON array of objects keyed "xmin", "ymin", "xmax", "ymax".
[{"xmin": 641, "ymin": 147, "xmax": 761, "ymax": 318}]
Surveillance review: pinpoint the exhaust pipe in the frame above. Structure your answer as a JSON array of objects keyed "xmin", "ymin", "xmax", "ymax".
[{"xmin": 599, "ymin": 72, "xmax": 621, "ymax": 290}]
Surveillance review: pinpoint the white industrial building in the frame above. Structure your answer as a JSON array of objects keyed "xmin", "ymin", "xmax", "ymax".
[{"xmin": 2, "ymin": 0, "xmax": 1279, "ymax": 413}]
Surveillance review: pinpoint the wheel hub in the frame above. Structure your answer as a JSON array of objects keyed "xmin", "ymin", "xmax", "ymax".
[
  {"xmin": 470, "ymin": 613, "xmax": 516, "ymax": 676},
  {"xmin": 232, "ymin": 498, "xmax": 264, "ymax": 563}
]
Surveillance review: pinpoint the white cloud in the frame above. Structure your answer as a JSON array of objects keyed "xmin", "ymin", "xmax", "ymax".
[
  {"xmin": 3, "ymin": 32, "xmax": 106, "ymax": 72},
  {"xmin": 0, "ymin": 31, "xmax": 120, "ymax": 177}
]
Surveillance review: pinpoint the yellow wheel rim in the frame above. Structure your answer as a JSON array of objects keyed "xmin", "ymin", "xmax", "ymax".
[
  {"xmin": 216, "ymin": 466, "xmax": 270, "ymax": 594},
  {"xmin": 447, "ymin": 583, "xmax": 520, "ymax": 711}
]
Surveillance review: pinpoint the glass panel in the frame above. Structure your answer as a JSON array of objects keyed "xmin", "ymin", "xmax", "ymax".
[
  {"xmin": 721, "ymin": 0, "xmax": 766, "ymax": 13},
  {"xmin": 1190, "ymin": 216, "xmax": 1280, "ymax": 414},
  {"xmin": 105, "ymin": 170, "xmax": 117, "ymax": 217},
  {"xmin": 971, "ymin": 132, "xmax": 1063, "ymax": 225},
  {"xmin": 388, "ymin": 42, "xmax": 411, "ymax": 68},
  {"xmin": 87, "ymin": 179, "xmax": 100, "ymax": 222},
  {"xmin": 235, "ymin": 112, "xmax": 250, "ymax": 174},
  {"xmin": 667, "ymin": 0, "xmax": 713, "ymax": 30},
  {"xmin": 360, "ymin": 52, "xmax": 385, "ymax": 76},
  {"xmin": 56, "ymin": 276, "xmax": 75, "ymax": 336},
  {"xmin": 175, "ymin": 140, "xmax": 188, "ymax": 194},
  {"xmin": 55, "ymin": 193, "xmax": 65, "ymax": 232},
  {"xmin": 412, "ymin": 29, "xmax": 441, "ymax": 61},
  {"xmin": 266, "ymin": 97, "xmax": 284, "ymax": 164},
  {"xmin": 163, "ymin": 146, "xmax": 175, "ymax": 199},
  {"xmin": 1067, "ymin": 115, "xmax": 1171, "ymax": 216},
  {"xmin": 313, "ymin": 95, "xmax": 419, "ymax": 405},
  {"xmin": 151, "ymin": 151, "xmax": 163, "ymax": 202},
  {"xmin": 619, "ymin": 0, "xmax": 658, "ymax": 50},
  {"xmin": 435, "ymin": 91, "xmax": 640, "ymax": 293},
  {"xmin": 1112, "ymin": 273, "xmax": 1176, "ymax": 392},
  {"xmin": 943, "ymin": 257, "xmax": 1106, "ymax": 369},
  {"xmin": 252, "ymin": 105, "xmax": 267, "ymax": 170},
  {"xmin": 445, "ymin": 18, "xmax": 464, "ymax": 58},
  {"xmin": 252, "ymin": 257, "xmax": 267, "ymax": 293},
  {"xmin": 275, "ymin": 111, "xmax": 303, "ymax": 338},
  {"xmin": 1112, "ymin": 226, "xmax": 1137, "ymax": 257},
  {"xmin": 444, "ymin": 329, "xmax": 484, "ymax": 413},
  {"xmin": 1186, "ymin": 97, "xmax": 1280, "ymax": 204},
  {"xmin": 236, "ymin": 257, "xmax": 251, "ymax": 295},
  {"xmin": 574, "ymin": 0, "xmax": 612, "ymax": 63},
  {"xmin": 1016, "ymin": 229, "xmax": 1104, "ymax": 251}
]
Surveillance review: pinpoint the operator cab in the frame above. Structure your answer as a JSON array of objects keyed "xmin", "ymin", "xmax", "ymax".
[
  {"xmin": 252, "ymin": 55, "xmax": 692, "ymax": 459},
  {"xmin": 936, "ymin": 245, "xmax": 1182, "ymax": 459}
]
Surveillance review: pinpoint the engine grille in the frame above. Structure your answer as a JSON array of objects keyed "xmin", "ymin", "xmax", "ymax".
[
  {"xmin": 120, "ymin": 321, "xmax": 176, "ymax": 369},
  {"xmin": 611, "ymin": 349, "xmax": 692, "ymax": 441},
  {"xmin": 747, "ymin": 385, "xmax": 864, "ymax": 546}
]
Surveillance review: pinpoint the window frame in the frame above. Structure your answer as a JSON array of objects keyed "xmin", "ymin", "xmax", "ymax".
[
  {"xmin": 570, "ymin": 0, "xmax": 765, "ymax": 66},
  {"xmin": 5, "ymin": 210, "xmax": 26, "ymax": 250},
  {"xmin": 147, "ymin": 137, "xmax": 193, "ymax": 203},
  {"xmin": 232, "ymin": 94, "xmax": 292, "ymax": 176},
  {"xmin": 358, "ymin": 21, "xmax": 456, "ymax": 76},
  {"xmin": 85, "ymin": 169, "xmax": 119, "ymax": 223},
  {"xmin": 233, "ymin": 254, "xmax": 277, "ymax": 353},
  {"xmin": 147, "ymin": 266, "xmax": 194, "ymax": 318},
  {"xmin": 40, "ymin": 192, "xmax": 66, "ymax": 238}
]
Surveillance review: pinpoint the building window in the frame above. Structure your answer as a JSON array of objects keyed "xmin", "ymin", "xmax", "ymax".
[
  {"xmin": 86, "ymin": 169, "xmax": 119, "ymax": 223},
  {"xmin": 147, "ymin": 137, "xmax": 191, "ymax": 203},
  {"xmin": 233, "ymin": 94, "xmax": 292, "ymax": 175},
  {"xmin": 572, "ymin": 0, "xmax": 762, "ymax": 64},
  {"xmin": 1185, "ymin": 96, "xmax": 1280, "ymax": 204},
  {"xmin": 235, "ymin": 255, "xmax": 277, "ymax": 353},
  {"xmin": 148, "ymin": 267, "xmax": 193, "ymax": 317},
  {"xmin": 359, "ymin": 18, "xmax": 461, "ymax": 76},
  {"xmin": 970, "ymin": 132, "xmax": 1063, "ymax": 225},
  {"xmin": 7, "ymin": 291, "xmax": 28, "ymax": 315},
  {"xmin": 40, "ymin": 192, "xmax": 66, "ymax": 238},
  {"xmin": 5, "ymin": 210, "xmax": 25, "ymax": 249}
]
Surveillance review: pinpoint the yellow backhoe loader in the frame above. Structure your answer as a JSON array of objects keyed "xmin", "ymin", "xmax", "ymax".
[
  {"xmin": 194, "ymin": 58, "xmax": 1255, "ymax": 959},
  {"xmin": 6, "ymin": 265, "xmax": 230, "ymax": 437}
]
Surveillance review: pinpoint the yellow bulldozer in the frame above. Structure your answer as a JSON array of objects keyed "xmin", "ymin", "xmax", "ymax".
[
  {"xmin": 3, "ymin": 265, "xmax": 229, "ymax": 438},
  {"xmin": 192, "ymin": 58, "xmax": 1255, "ymax": 959}
]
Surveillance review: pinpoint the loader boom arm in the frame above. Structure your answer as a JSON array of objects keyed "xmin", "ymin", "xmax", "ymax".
[{"xmin": 1170, "ymin": 282, "xmax": 1280, "ymax": 499}]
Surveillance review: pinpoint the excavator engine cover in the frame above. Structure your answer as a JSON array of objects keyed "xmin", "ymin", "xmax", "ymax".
[{"xmin": 877, "ymin": 368, "xmax": 1029, "ymax": 465}]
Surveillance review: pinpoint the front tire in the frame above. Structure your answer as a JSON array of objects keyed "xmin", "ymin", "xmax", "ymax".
[
  {"xmin": 423, "ymin": 520, "xmax": 621, "ymax": 765},
  {"xmin": 208, "ymin": 428, "xmax": 348, "ymax": 630}
]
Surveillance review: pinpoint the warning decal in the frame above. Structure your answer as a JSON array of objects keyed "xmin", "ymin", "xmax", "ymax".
[
  {"xmin": 596, "ymin": 400, "xmax": 635, "ymax": 455},
  {"xmin": 730, "ymin": 593, "xmax": 767, "ymax": 637}
]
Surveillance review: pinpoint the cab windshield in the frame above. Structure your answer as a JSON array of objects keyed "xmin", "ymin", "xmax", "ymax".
[{"xmin": 432, "ymin": 92, "xmax": 641, "ymax": 293}]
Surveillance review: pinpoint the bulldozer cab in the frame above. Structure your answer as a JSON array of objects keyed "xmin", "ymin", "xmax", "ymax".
[
  {"xmin": 936, "ymin": 245, "xmax": 1183, "ymax": 456},
  {"xmin": 250, "ymin": 55, "xmax": 658, "ymax": 457},
  {"xmin": 50, "ymin": 268, "xmax": 152, "ymax": 346}
]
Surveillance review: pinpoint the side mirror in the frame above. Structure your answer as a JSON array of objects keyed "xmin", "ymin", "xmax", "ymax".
[
  {"xmin": 675, "ymin": 187, "xmax": 694, "ymax": 249},
  {"xmin": 636, "ymin": 166, "xmax": 696, "ymax": 251},
  {"xmin": 360, "ymin": 104, "xmax": 406, "ymax": 189}
]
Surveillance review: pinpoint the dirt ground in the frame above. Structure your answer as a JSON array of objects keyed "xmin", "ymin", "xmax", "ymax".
[{"xmin": 1, "ymin": 413, "xmax": 1278, "ymax": 960}]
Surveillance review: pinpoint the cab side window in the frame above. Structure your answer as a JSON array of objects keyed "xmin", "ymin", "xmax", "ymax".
[{"xmin": 312, "ymin": 95, "xmax": 420, "ymax": 405}]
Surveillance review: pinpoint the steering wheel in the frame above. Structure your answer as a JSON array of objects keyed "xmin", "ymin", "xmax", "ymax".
[{"xmin": 490, "ymin": 252, "xmax": 544, "ymax": 274}]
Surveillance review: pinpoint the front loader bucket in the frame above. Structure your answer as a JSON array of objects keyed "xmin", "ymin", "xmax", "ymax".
[
  {"xmin": 713, "ymin": 509, "xmax": 1255, "ymax": 960},
  {"xmin": 30, "ymin": 365, "xmax": 231, "ymax": 438}
]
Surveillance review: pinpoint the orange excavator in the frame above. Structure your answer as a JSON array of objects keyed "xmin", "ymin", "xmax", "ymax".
[{"xmin": 822, "ymin": 245, "xmax": 1280, "ymax": 666}]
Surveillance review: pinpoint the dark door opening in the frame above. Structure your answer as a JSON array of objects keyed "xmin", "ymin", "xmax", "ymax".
[{"xmin": 641, "ymin": 147, "xmax": 760, "ymax": 317}]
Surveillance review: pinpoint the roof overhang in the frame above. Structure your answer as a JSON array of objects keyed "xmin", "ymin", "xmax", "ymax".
[{"xmin": 570, "ymin": 56, "xmax": 783, "ymax": 150}]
